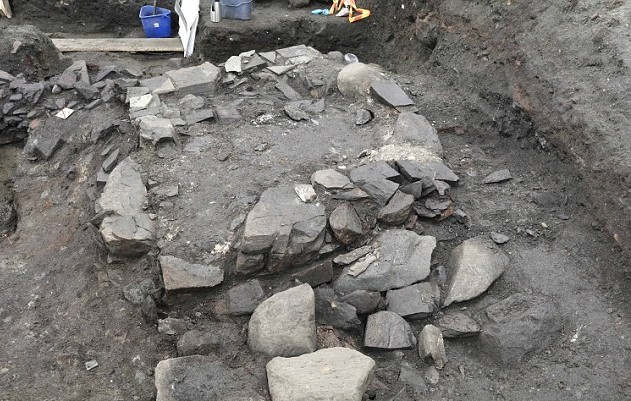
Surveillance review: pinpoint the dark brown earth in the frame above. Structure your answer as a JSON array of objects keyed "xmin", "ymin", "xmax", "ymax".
[{"xmin": 1, "ymin": 1, "xmax": 631, "ymax": 401}]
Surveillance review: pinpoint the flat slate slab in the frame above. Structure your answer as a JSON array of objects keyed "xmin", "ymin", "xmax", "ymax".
[
  {"xmin": 159, "ymin": 255, "xmax": 224, "ymax": 292},
  {"xmin": 350, "ymin": 161, "xmax": 401, "ymax": 206},
  {"xmin": 370, "ymin": 80, "xmax": 414, "ymax": 108},
  {"xmin": 266, "ymin": 347, "xmax": 375, "ymax": 401},
  {"xmin": 334, "ymin": 230, "xmax": 436, "ymax": 293},
  {"xmin": 396, "ymin": 159, "xmax": 460, "ymax": 183},
  {"xmin": 95, "ymin": 157, "xmax": 147, "ymax": 216},
  {"xmin": 386, "ymin": 282, "xmax": 435, "ymax": 319}
]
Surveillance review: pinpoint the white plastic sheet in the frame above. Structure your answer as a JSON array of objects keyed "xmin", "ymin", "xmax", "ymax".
[{"xmin": 175, "ymin": 0, "xmax": 200, "ymax": 57}]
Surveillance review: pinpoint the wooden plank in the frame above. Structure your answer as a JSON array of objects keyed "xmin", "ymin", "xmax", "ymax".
[
  {"xmin": 51, "ymin": 38, "xmax": 183, "ymax": 53},
  {"xmin": 0, "ymin": 0, "xmax": 12, "ymax": 18}
]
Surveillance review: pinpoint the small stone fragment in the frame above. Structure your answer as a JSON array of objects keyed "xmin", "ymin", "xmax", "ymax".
[
  {"xmin": 340, "ymin": 290, "xmax": 382, "ymax": 314},
  {"xmin": 355, "ymin": 109, "xmax": 373, "ymax": 125},
  {"xmin": 315, "ymin": 286, "xmax": 362, "ymax": 332},
  {"xmin": 138, "ymin": 116, "xmax": 175, "ymax": 147},
  {"xmin": 370, "ymin": 80, "xmax": 415, "ymax": 108},
  {"xmin": 347, "ymin": 253, "xmax": 377, "ymax": 277},
  {"xmin": 425, "ymin": 366, "xmax": 440, "ymax": 385},
  {"xmin": 276, "ymin": 81, "xmax": 302, "ymax": 101},
  {"xmin": 101, "ymin": 148, "xmax": 119, "ymax": 173},
  {"xmin": 159, "ymin": 255, "xmax": 224, "ymax": 292},
  {"xmin": 329, "ymin": 202, "xmax": 363, "ymax": 245},
  {"xmin": 483, "ymin": 169, "xmax": 513, "ymax": 184},
  {"xmin": 435, "ymin": 311, "xmax": 481, "ymax": 338},
  {"xmin": 333, "ymin": 245, "xmax": 372, "ymax": 265},
  {"xmin": 490, "ymin": 232, "xmax": 510, "ymax": 244},
  {"xmin": 350, "ymin": 162, "xmax": 401, "ymax": 206},
  {"xmin": 294, "ymin": 184, "xmax": 317, "ymax": 202},
  {"xmin": 386, "ymin": 282, "xmax": 435, "ymax": 319},
  {"xmin": 291, "ymin": 260, "xmax": 334, "ymax": 287},
  {"xmin": 377, "ymin": 191, "xmax": 414, "ymax": 225},
  {"xmin": 418, "ymin": 324, "xmax": 447, "ymax": 369},
  {"xmin": 74, "ymin": 81, "xmax": 100, "ymax": 100},
  {"xmin": 311, "ymin": 169, "xmax": 353, "ymax": 189},
  {"xmin": 224, "ymin": 55, "xmax": 242, "ymax": 73},
  {"xmin": 284, "ymin": 103, "xmax": 310, "ymax": 121}
]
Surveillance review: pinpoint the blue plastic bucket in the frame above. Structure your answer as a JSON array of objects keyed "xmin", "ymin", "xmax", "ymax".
[
  {"xmin": 139, "ymin": 6, "xmax": 172, "ymax": 38},
  {"xmin": 220, "ymin": 0, "xmax": 252, "ymax": 20}
]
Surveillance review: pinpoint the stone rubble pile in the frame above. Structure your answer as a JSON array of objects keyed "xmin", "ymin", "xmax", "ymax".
[{"xmin": 55, "ymin": 43, "xmax": 559, "ymax": 400}]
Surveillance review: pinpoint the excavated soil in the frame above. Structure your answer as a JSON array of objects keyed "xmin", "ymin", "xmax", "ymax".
[{"xmin": 1, "ymin": 1, "xmax": 631, "ymax": 401}]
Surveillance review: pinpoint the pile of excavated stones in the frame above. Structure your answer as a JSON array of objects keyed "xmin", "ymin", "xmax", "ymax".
[
  {"xmin": 100, "ymin": 45, "xmax": 562, "ymax": 400},
  {"xmin": 8, "ymin": 41, "xmax": 561, "ymax": 399}
]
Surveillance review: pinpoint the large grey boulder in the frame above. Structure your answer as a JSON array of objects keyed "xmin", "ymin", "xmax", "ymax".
[
  {"xmin": 154, "ymin": 355, "xmax": 263, "ymax": 401},
  {"xmin": 159, "ymin": 255, "xmax": 223, "ymax": 292},
  {"xmin": 334, "ymin": 230, "xmax": 436, "ymax": 293},
  {"xmin": 248, "ymin": 284, "xmax": 316, "ymax": 357},
  {"xmin": 443, "ymin": 237, "xmax": 509, "ymax": 306},
  {"xmin": 99, "ymin": 213, "xmax": 154, "ymax": 257},
  {"xmin": 238, "ymin": 185, "xmax": 326, "ymax": 273},
  {"xmin": 266, "ymin": 347, "xmax": 375, "ymax": 401},
  {"xmin": 95, "ymin": 157, "xmax": 146, "ymax": 216},
  {"xmin": 337, "ymin": 62, "xmax": 385, "ymax": 98},
  {"xmin": 164, "ymin": 62, "xmax": 221, "ymax": 95},
  {"xmin": 364, "ymin": 311, "xmax": 416, "ymax": 349},
  {"xmin": 479, "ymin": 293, "xmax": 563, "ymax": 365},
  {"xmin": 392, "ymin": 113, "xmax": 443, "ymax": 156}
]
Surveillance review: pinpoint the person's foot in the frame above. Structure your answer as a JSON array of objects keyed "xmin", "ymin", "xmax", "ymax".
[{"xmin": 336, "ymin": 6, "xmax": 349, "ymax": 17}]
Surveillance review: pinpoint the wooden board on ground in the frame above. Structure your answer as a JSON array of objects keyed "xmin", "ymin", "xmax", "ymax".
[
  {"xmin": 0, "ymin": 0, "xmax": 12, "ymax": 18},
  {"xmin": 51, "ymin": 38, "xmax": 183, "ymax": 53}
]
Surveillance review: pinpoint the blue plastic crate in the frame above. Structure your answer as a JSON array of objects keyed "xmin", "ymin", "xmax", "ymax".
[
  {"xmin": 220, "ymin": 0, "xmax": 252, "ymax": 20},
  {"xmin": 139, "ymin": 5, "xmax": 172, "ymax": 38}
]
